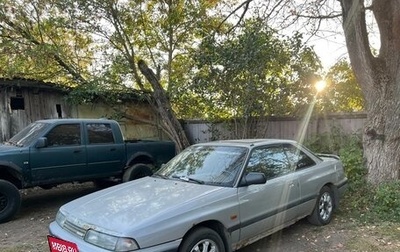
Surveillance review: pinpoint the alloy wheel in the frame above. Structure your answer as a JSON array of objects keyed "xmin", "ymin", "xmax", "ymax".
[{"xmin": 319, "ymin": 191, "xmax": 333, "ymax": 221}]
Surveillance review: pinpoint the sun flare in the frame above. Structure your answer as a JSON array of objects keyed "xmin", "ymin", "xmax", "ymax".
[{"xmin": 315, "ymin": 80, "xmax": 327, "ymax": 93}]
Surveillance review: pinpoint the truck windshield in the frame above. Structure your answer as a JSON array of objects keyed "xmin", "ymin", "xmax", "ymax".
[{"xmin": 8, "ymin": 122, "xmax": 48, "ymax": 147}]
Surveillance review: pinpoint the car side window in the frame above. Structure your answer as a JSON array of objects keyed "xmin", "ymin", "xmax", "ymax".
[
  {"xmin": 283, "ymin": 144, "xmax": 316, "ymax": 170},
  {"xmin": 46, "ymin": 124, "xmax": 81, "ymax": 147},
  {"xmin": 87, "ymin": 123, "xmax": 115, "ymax": 144},
  {"xmin": 246, "ymin": 146, "xmax": 291, "ymax": 179}
]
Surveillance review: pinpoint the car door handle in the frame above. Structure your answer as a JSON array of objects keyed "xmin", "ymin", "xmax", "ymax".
[
  {"xmin": 73, "ymin": 149, "xmax": 81, "ymax": 153},
  {"xmin": 110, "ymin": 148, "xmax": 116, "ymax": 151}
]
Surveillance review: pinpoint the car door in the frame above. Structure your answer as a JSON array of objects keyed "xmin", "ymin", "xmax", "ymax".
[
  {"xmin": 30, "ymin": 123, "xmax": 86, "ymax": 184},
  {"xmin": 237, "ymin": 145, "xmax": 300, "ymax": 242},
  {"xmin": 85, "ymin": 122, "xmax": 125, "ymax": 177},
  {"xmin": 283, "ymin": 144, "xmax": 327, "ymax": 216}
]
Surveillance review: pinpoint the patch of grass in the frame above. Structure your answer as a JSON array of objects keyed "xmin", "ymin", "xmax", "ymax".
[
  {"xmin": 345, "ymin": 223, "xmax": 400, "ymax": 252},
  {"xmin": 341, "ymin": 180, "xmax": 400, "ymax": 223},
  {"xmin": 372, "ymin": 181, "xmax": 400, "ymax": 222}
]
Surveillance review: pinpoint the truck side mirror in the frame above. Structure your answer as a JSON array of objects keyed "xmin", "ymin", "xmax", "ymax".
[{"xmin": 35, "ymin": 137, "xmax": 48, "ymax": 148}]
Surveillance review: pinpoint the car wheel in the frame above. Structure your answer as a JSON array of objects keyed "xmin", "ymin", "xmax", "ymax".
[
  {"xmin": 307, "ymin": 185, "xmax": 334, "ymax": 226},
  {"xmin": 0, "ymin": 180, "xmax": 21, "ymax": 224},
  {"xmin": 123, "ymin": 163, "xmax": 153, "ymax": 182},
  {"xmin": 179, "ymin": 227, "xmax": 225, "ymax": 252}
]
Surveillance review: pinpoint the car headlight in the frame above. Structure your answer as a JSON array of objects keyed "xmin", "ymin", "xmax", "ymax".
[
  {"xmin": 84, "ymin": 229, "xmax": 139, "ymax": 251},
  {"xmin": 55, "ymin": 211, "xmax": 67, "ymax": 227}
]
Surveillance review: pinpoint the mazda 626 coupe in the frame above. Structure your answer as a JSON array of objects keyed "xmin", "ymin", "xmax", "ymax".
[{"xmin": 49, "ymin": 139, "xmax": 348, "ymax": 252}]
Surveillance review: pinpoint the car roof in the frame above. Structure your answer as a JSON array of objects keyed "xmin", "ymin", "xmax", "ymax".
[
  {"xmin": 35, "ymin": 118, "xmax": 115, "ymax": 124},
  {"xmin": 194, "ymin": 139, "xmax": 298, "ymax": 148}
]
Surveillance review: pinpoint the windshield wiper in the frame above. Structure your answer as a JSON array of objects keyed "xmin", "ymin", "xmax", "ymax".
[
  {"xmin": 152, "ymin": 173, "xmax": 169, "ymax": 179},
  {"xmin": 3, "ymin": 141, "xmax": 12, "ymax": 145},
  {"xmin": 172, "ymin": 175, "xmax": 204, "ymax": 184},
  {"xmin": 4, "ymin": 141, "xmax": 22, "ymax": 147}
]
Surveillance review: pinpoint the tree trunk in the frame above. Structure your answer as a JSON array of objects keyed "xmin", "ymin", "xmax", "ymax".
[
  {"xmin": 340, "ymin": 0, "xmax": 400, "ymax": 184},
  {"xmin": 138, "ymin": 60, "xmax": 190, "ymax": 152}
]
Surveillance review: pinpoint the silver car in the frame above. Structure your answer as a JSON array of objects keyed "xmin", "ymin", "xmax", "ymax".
[{"xmin": 49, "ymin": 139, "xmax": 348, "ymax": 252}]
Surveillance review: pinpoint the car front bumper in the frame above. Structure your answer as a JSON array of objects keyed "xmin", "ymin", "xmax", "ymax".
[{"xmin": 49, "ymin": 221, "xmax": 181, "ymax": 252}]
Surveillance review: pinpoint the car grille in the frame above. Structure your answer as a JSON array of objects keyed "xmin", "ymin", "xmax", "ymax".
[{"xmin": 63, "ymin": 220, "xmax": 87, "ymax": 239}]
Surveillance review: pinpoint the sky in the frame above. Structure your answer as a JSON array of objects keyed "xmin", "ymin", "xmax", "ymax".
[
  {"xmin": 310, "ymin": 36, "xmax": 349, "ymax": 70},
  {"xmin": 301, "ymin": 1, "xmax": 380, "ymax": 71}
]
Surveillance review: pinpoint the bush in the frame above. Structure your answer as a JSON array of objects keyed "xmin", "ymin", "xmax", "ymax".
[
  {"xmin": 306, "ymin": 125, "xmax": 347, "ymax": 155},
  {"xmin": 306, "ymin": 127, "xmax": 366, "ymax": 183},
  {"xmin": 372, "ymin": 181, "xmax": 400, "ymax": 222},
  {"xmin": 338, "ymin": 135, "xmax": 366, "ymax": 182},
  {"xmin": 306, "ymin": 127, "xmax": 400, "ymax": 223}
]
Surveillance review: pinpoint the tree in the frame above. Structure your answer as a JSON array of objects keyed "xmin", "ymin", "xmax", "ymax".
[
  {"xmin": 338, "ymin": 0, "xmax": 400, "ymax": 183},
  {"xmin": 0, "ymin": 0, "xmax": 222, "ymax": 151},
  {"xmin": 230, "ymin": 0, "xmax": 399, "ymax": 184},
  {"xmin": 317, "ymin": 60, "xmax": 364, "ymax": 113},
  {"xmin": 0, "ymin": 0, "xmax": 93, "ymax": 83},
  {"xmin": 178, "ymin": 18, "xmax": 321, "ymax": 124}
]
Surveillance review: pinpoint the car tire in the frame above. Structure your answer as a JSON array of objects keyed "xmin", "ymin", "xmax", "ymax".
[
  {"xmin": 179, "ymin": 227, "xmax": 225, "ymax": 252},
  {"xmin": 122, "ymin": 163, "xmax": 153, "ymax": 182},
  {"xmin": 0, "ymin": 180, "xmax": 21, "ymax": 224},
  {"xmin": 307, "ymin": 185, "xmax": 334, "ymax": 226}
]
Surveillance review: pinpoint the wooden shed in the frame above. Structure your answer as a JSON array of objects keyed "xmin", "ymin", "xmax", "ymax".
[
  {"xmin": 0, "ymin": 78, "xmax": 73, "ymax": 142},
  {"xmin": 0, "ymin": 78, "xmax": 165, "ymax": 142}
]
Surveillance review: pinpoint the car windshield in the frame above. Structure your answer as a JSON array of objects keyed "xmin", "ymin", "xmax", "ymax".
[
  {"xmin": 7, "ymin": 122, "xmax": 48, "ymax": 147},
  {"xmin": 157, "ymin": 145, "xmax": 248, "ymax": 187}
]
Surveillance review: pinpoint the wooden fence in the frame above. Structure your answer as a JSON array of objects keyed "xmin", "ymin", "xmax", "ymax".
[{"xmin": 183, "ymin": 113, "xmax": 367, "ymax": 144}]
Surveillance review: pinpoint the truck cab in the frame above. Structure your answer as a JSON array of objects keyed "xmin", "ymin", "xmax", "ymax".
[{"xmin": 0, "ymin": 118, "xmax": 175, "ymax": 223}]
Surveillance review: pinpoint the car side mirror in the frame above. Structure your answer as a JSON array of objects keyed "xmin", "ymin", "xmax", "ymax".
[
  {"xmin": 239, "ymin": 172, "xmax": 266, "ymax": 187},
  {"xmin": 35, "ymin": 137, "xmax": 48, "ymax": 148}
]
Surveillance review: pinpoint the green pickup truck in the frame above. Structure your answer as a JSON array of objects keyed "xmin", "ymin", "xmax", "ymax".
[{"xmin": 0, "ymin": 118, "xmax": 176, "ymax": 223}]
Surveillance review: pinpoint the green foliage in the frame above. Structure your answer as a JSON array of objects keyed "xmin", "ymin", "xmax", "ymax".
[
  {"xmin": 306, "ymin": 125, "xmax": 365, "ymax": 183},
  {"xmin": 0, "ymin": 0, "xmax": 93, "ymax": 84},
  {"xmin": 342, "ymin": 180, "xmax": 400, "ymax": 223},
  {"xmin": 338, "ymin": 136, "xmax": 365, "ymax": 184},
  {"xmin": 372, "ymin": 182, "xmax": 400, "ymax": 222},
  {"xmin": 317, "ymin": 60, "xmax": 365, "ymax": 113},
  {"xmin": 306, "ymin": 127, "xmax": 400, "ymax": 223},
  {"xmin": 306, "ymin": 125, "xmax": 348, "ymax": 154},
  {"xmin": 177, "ymin": 18, "xmax": 322, "ymax": 120}
]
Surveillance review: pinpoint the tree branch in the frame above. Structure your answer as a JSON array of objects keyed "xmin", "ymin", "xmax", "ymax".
[{"xmin": 217, "ymin": 0, "xmax": 254, "ymax": 34}]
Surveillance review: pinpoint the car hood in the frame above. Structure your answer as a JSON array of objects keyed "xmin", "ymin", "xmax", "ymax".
[
  {"xmin": 61, "ymin": 177, "xmax": 230, "ymax": 236},
  {"xmin": 0, "ymin": 144, "xmax": 20, "ymax": 152}
]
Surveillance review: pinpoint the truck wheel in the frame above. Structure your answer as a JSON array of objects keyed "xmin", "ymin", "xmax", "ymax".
[
  {"xmin": 0, "ymin": 180, "xmax": 21, "ymax": 224},
  {"xmin": 123, "ymin": 163, "xmax": 153, "ymax": 182}
]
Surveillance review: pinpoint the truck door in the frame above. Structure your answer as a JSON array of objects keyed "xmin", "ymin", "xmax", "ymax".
[
  {"xmin": 30, "ymin": 123, "xmax": 87, "ymax": 184},
  {"xmin": 85, "ymin": 122, "xmax": 125, "ymax": 177}
]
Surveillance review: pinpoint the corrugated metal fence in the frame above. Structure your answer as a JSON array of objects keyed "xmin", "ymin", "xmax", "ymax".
[{"xmin": 183, "ymin": 113, "xmax": 367, "ymax": 144}]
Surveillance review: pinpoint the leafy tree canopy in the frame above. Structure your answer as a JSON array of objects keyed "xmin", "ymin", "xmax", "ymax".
[
  {"xmin": 174, "ymin": 18, "xmax": 322, "ymax": 120},
  {"xmin": 0, "ymin": 0, "xmax": 93, "ymax": 85},
  {"xmin": 0, "ymin": 0, "xmax": 363, "ymax": 123},
  {"xmin": 317, "ymin": 60, "xmax": 365, "ymax": 113}
]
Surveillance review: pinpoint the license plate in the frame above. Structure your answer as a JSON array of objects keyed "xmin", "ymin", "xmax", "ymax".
[{"xmin": 47, "ymin": 235, "xmax": 79, "ymax": 252}]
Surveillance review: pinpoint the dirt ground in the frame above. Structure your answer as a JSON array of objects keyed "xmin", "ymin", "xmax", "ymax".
[{"xmin": 0, "ymin": 183, "xmax": 399, "ymax": 252}]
